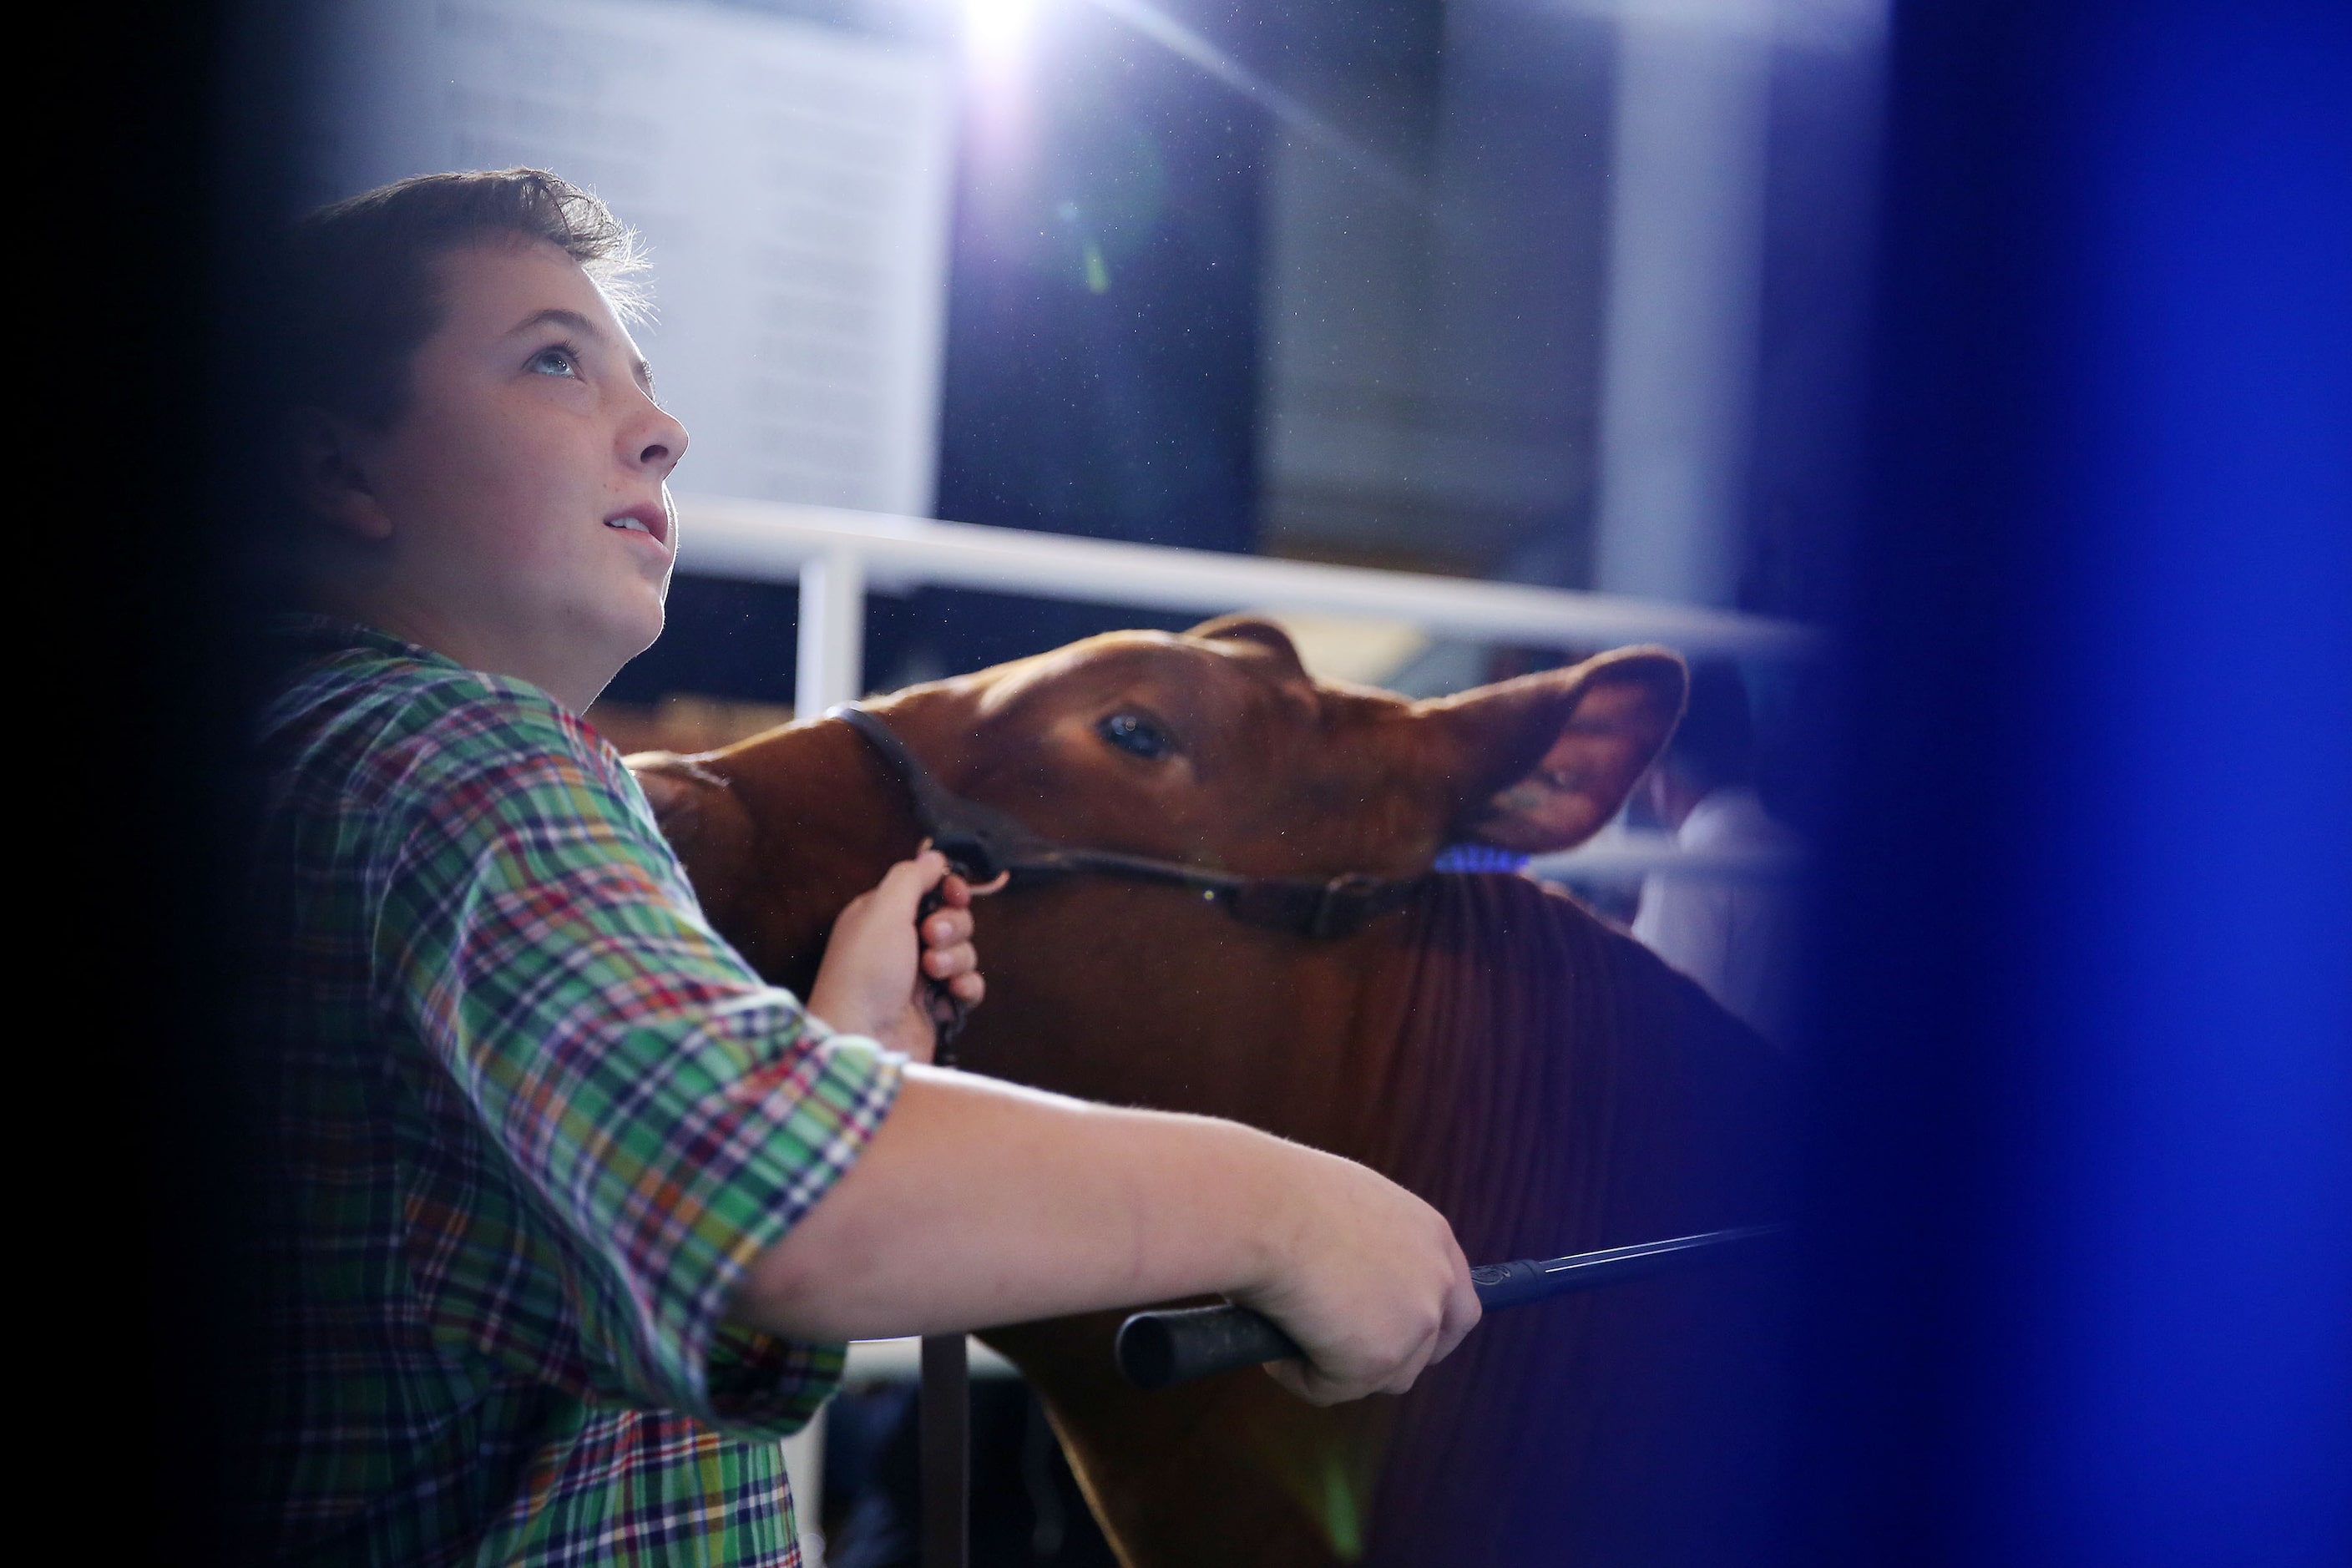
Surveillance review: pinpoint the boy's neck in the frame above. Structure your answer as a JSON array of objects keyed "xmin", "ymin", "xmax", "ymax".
[{"xmin": 303, "ymin": 575, "xmax": 608, "ymax": 713}]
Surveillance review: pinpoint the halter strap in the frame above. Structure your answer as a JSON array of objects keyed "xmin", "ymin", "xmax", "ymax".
[{"xmin": 827, "ymin": 704, "xmax": 1427, "ymax": 941}]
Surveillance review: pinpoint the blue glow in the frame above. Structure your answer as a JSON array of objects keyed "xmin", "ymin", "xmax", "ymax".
[{"xmin": 1433, "ymin": 844, "xmax": 1535, "ymax": 875}]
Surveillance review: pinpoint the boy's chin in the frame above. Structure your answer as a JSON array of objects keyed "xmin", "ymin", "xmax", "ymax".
[
  {"xmin": 611, "ymin": 600, "xmax": 666, "ymax": 664},
  {"xmin": 573, "ymin": 590, "xmax": 666, "ymax": 674}
]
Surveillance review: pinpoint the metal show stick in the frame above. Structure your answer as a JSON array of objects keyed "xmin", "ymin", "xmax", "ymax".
[{"xmin": 1115, "ymin": 1223, "xmax": 1787, "ymax": 1390}]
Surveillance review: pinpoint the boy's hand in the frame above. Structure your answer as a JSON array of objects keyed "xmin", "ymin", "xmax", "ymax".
[
  {"xmin": 807, "ymin": 847, "xmax": 988, "ymax": 1061},
  {"xmin": 1235, "ymin": 1146, "xmax": 1481, "ymax": 1405}
]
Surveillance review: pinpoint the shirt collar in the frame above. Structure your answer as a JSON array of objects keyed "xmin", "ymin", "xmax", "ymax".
[{"xmin": 262, "ymin": 611, "xmax": 458, "ymax": 670}]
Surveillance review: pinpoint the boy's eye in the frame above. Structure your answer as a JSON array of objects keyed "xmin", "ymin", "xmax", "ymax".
[{"xmin": 529, "ymin": 346, "xmax": 580, "ymax": 377}]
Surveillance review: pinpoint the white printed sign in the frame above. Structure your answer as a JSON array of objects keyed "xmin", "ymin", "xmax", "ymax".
[{"xmin": 306, "ymin": 0, "xmax": 958, "ymax": 516}]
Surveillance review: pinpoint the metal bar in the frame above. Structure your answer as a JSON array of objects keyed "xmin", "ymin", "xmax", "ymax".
[
  {"xmin": 677, "ymin": 495, "xmax": 1828, "ymax": 661},
  {"xmin": 779, "ymin": 1420, "xmax": 825, "ymax": 1565},
  {"xmin": 1466, "ymin": 1223, "xmax": 1786, "ymax": 1308},
  {"xmin": 1592, "ymin": 10, "xmax": 1773, "ymax": 607},
  {"xmin": 918, "ymin": 1333, "xmax": 969, "ymax": 1568},
  {"xmin": 795, "ymin": 545, "xmax": 866, "ymax": 716},
  {"xmin": 845, "ymin": 1335, "xmax": 1021, "ymax": 1382}
]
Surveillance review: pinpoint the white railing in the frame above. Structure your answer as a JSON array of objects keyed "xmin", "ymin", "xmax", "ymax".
[
  {"xmin": 842, "ymin": 1335, "xmax": 1020, "ymax": 1382},
  {"xmin": 672, "ymin": 495, "xmax": 1825, "ymax": 880}
]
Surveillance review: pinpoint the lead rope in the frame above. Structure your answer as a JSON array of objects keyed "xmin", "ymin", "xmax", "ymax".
[
  {"xmin": 919, "ymin": 921, "xmax": 971, "ymax": 1568},
  {"xmin": 917, "ymin": 882, "xmax": 976, "ymax": 1054},
  {"xmin": 919, "ymin": 1332, "xmax": 970, "ymax": 1568},
  {"xmin": 918, "ymin": 898, "xmax": 969, "ymax": 1568}
]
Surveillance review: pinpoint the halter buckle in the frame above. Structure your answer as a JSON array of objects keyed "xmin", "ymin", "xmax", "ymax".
[{"xmin": 1306, "ymin": 873, "xmax": 1383, "ymax": 939}]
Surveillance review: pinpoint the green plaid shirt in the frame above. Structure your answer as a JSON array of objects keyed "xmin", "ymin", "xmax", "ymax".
[{"xmin": 245, "ymin": 618, "xmax": 901, "ymax": 1565}]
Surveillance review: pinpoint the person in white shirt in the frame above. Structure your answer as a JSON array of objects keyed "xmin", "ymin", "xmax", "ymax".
[{"xmin": 1631, "ymin": 664, "xmax": 1806, "ymax": 1045}]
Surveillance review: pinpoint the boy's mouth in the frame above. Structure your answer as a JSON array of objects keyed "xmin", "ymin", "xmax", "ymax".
[{"xmin": 604, "ymin": 503, "xmax": 670, "ymax": 550}]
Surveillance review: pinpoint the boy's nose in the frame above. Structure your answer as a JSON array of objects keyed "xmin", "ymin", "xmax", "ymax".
[{"xmin": 629, "ymin": 403, "xmax": 690, "ymax": 476}]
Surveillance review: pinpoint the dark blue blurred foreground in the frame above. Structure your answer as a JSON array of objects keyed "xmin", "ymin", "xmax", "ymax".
[{"xmin": 1804, "ymin": 2, "xmax": 2350, "ymax": 1561}]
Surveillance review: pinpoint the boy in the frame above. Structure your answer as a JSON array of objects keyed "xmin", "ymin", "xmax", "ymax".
[{"xmin": 250, "ymin": 168, "xmax": 1477, "ymax": 1565}]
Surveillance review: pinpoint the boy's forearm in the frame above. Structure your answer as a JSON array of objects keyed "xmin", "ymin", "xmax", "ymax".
[{"xmin": 726, "ymin": 1065, "xmax": 1297, "ymax": 1342}]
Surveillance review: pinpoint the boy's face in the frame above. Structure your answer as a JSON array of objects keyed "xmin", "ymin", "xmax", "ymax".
[{"xmin": 312, "ymin": 237, "xmax": 689, "ymax": 710}]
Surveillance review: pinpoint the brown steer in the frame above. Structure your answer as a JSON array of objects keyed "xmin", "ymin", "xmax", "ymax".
[{"xmin": 633, "ymin": 617, "xmax": 1791, "ymax": 1568}]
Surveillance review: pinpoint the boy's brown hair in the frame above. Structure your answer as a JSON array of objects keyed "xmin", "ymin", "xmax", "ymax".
[{"xmin": 282, "ymin": 168, "xmax": 644, "ymax": 430}]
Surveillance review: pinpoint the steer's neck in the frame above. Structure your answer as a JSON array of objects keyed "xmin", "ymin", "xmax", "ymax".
[{"xmin": 695, "ymin": 717, "xmax": 926, "ymax": 999}]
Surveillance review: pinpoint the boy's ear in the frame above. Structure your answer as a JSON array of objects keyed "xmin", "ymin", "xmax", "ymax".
[
  {"xmin": 1434, "ymin": 647, "xmax": 1688, "ymax": 852},
  {"xmin": 283, "ymin": 408, "xmax": 394, "ymax": 542}
]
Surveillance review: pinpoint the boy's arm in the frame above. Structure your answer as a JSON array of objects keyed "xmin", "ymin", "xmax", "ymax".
[
  {"xmin": 371, "ymin": 715, "xmax": 912, "ymax": 1429},
  {"xmin": 746, "ymin": 843, "xmax": 1479, "ymax": 1406},
  {"xmin": 727, "ymin": 1070, "xmax": 1480, "ymax": 1407}
]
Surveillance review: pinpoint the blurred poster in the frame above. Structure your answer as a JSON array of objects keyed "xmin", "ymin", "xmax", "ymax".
[{"xmin": 306, "ymin": 0, "xmax": 958, "ymax": 516}]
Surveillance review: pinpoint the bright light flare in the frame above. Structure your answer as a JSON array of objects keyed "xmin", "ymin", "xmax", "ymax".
[{"xmin": 963, "ymin": 0, "xmax": 1041, "ymax": 73}]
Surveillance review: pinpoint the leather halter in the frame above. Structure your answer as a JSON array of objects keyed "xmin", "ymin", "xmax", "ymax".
[{"xmin": 827, "ymin": 704, "xmax": 1429, "ymax": 942}]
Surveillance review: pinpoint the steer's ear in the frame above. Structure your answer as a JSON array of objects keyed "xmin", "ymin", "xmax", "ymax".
[
  {"xmin": 1187, "ymin": 615, "xmax": 1311, "ymax": 680},
  {"xmin": 625, "ymin": 751, "xmax": 752, "ymax": 873},
  {"xmin": 1435, "ymin": 647, "xmax": 1688, "ymax": 852}
]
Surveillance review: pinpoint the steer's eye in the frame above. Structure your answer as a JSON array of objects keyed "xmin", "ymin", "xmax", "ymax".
[{"xmin": 1098, "ymin": 712, "xmax": 1173, "ymax": 761}]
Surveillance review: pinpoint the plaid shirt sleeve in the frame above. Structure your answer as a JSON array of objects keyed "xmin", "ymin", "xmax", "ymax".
[{"xmin": 372, "ymin": 688, "xmax": 901, "ymax": 1436}]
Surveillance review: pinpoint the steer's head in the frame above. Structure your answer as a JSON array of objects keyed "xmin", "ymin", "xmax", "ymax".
[
  {"xmin": 636, "ymin": 615, "xmax": 1685, "ymax": 1004},
  {"xmin": 864, "ymin": 615, "xmax": 1687, "ymax": 879}
]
